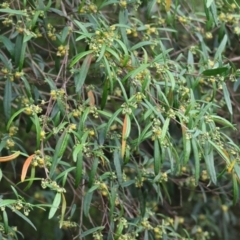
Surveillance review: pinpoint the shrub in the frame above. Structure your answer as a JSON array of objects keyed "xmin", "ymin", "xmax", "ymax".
[{"xmin": 1, "ymin": 0, "xmax": 240, "ymax": 239}]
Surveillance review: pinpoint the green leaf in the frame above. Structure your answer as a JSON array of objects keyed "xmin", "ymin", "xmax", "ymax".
[
  {"xmin": 74, "ymin": 54, "xmax": 93, "ymax": 92},
  {"xmin": 160, "ymin": 117, "xmax": 170, "ymax": 142},
  {"xmin": 106, "ymin": 46, "xmax": 120, "ymax": 62},
  {"xmin": 88, "ymin": 157, "xmax": 99, "ymax": 188},
  {"xmin": 0, "ymin": 8, "xmax": 27, "ymax": 15},
  {"xmin": 55, "ymin": 167, "xmax": 76, "ymax": 181},
  {"xmin": 0, "ymin": 36, "xmax": 14, "ymax": 56},
  {"xmin": 3, "ymin": 79, "xmax": 12, "ymax": 120},
  {"xmin": 23, "ymin": 166, "xmax": 35, "ymax": 191},
  {"xmin": 2, "ymin": 210, "xmax": 8, "ymax": 234},
  {"xmin": 50, "ymin": 131, "xmax": 70, "ymax": 177},
  {"xmin": 101, "ymin": 79, "xmax": 109, "ymax": 110},
  {"xmin": 192, "ymin": 138, "xmax": 200, "ymax": 183},
  {"xmin": 184, "ymin": 138, "xmax": 191, "ymax": 164},
  {"xmin": 8, "ymin": 208, "xmax": 36, "ymax": 230},
  {"xmin": 122, "ymin": 63, "xmax": 149, "ymax": 83},
  {"xmin": 130, "ymin": 41, "xmax": 153, "ymax": 51},
  {"xmin": 201, "ymin": 67, "xmax": 228, "ymax": 76},
  {"xmin": 206, "ymin": 0, "xmax": 214, "ymax": 8},
  {"xmin": 59, "ymin": 193, "xmax": 66, "ymax": 228},
  {"xmin": 70, "ymin": 50, "xmax": 94, "ymax": 67},
  {"xmin": 204, "ymin": 143, "xmax": 216, "ymax": 184},
  {"xmin": 215, "ymin": 34, "xmax": 227, "ymax": 59},
  {"xmin": 75, "ymin": 151, "xmax": 83, "ymax": 188},
  {"xmin": 209, "ymin": 140, "xmax": 230, "ymax": 164},
  {"xmin": 96, "ymin": 44, "xmax": 106, "ymax": 62},
  {"xmin": 222, "ymin": 83, "xmax": 233, "ymax": 115},
  {"xmin": 48, "ymin": 193, "xmax": 61, "ymax": 219},
  {"xmin": 83, "ymin": 190, "xmax": 93, "ymax": 217},
  {"xmin": 232, "ymin": 174, "xmax": 239, "ymax": 205},
  {"xmin": 73, "ymin": 144, "xmax": 83, "ymax": 162},
  {"xmin": 154, "ymin": 139, "xmax": 161, "ymax": 175},
  {"xmin": 21, "ymin": 75, "xmax": 32, "ymax": 98},
  {"xmin": 31, "ymin": 114, "xmax": 41, "ymax": 149},
  {"xmin": 114, "ymin": 149, "xmax": 123, "ymax": 185}
]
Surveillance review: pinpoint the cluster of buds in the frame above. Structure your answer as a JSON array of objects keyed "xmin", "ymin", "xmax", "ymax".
[
  {"xmin": 9, "ymin": 126, "xmax": 18, "ymax": 136},
  {"xmin": 31, "ymin": 150, "xmax": 51, "ymax": 168},
  {"xmin": 2, "ymin": 16, "xmax": 13, "ymax": 26},
  {"xmin": 0, "ymin": 2, "xmax": 10, "ymax": 8},
  {"xmin": 56, "ymin": 45, "xmax": 68, "ymax": 57},
  {"xmin": 89, "ymin": 26, "xmax": 116, "ymax": 56},
  {"xmin": 185, "ymin": 176, "xmax": 197, "ymax": 188},
  {"xmin": 24, "ymin": 104, "xmax": 42, "ymax": 115},
  {"xmin": 219, "ymin": 13, "xmax": 236, "ymax": 24},
  {"xmin": 16, "ymin": 96, "xmax": 30, "ymax": 106},
  {"xmin": 95, "ymin": 181, "xmax": 108, "ymax": 196},
  {"xmin": 61, "ymin": 221, "xmax": 78, "ymax": 229},
  {"xmin": 50, "ymin": 88, "xmax": 65, "ymax": 100},
  {"xmin": 134, "ymin": 92, "xmax": 145, "ymax": 103},
  {"xmin": 89, "ymin": 106, "xmax": 99, "ymax": 118},
  {"xmin": 79, "ymin": 4, "xmax": 98, "ymax": 14},
  {"xmin": 126, "ymin": 27, "xmax": 138, "ymax": 37},
  {"xmin": 121, "ymin": 102, "xmax": 137, "ymax": 115},
  {"xmin": 11, "ymin": 200, "xmax": 32, "ymax": 216},
  {"xmin": 151, "ymin": 118, "xmax": 162, "ymax": 141},
  {"xmin": 144, "ymin": 24, "xmax": 157, "ymax": 35},
  {"xmin": 141, "ymin": 218, "xmax": 153, "ymax": 230},
  {"xmin": 93, "ymin": 231, "xmax": 103, "ymax": 240},
  {"xmin": 47, "ymin": 23, "xmax": 57, "ymax": 41},
  {"xmin": 6, "ymin": 138, "xmax": 15, "ymax": 149},
  {"xmin": 1, "ymin": 68, "xmax": 24, "ymax": 82},
  {"xmin": 72, "ymin": 104, "xmax": 85, "ymax": 118},
  {"xmin": 41, "ymin": 178, "xmax": 66, "ymax": 193},
  {"xmin": 158, "ymin": 172, "xmax": 168, "ymax": 183}
]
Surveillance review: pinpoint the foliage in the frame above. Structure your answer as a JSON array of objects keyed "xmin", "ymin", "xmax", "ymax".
[{"xmin": 1, "ymin": 0, "xmax": 240, "ymax": 239}]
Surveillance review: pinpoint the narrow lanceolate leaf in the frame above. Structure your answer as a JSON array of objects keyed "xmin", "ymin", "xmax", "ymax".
[
  {"xmin": 75, "ymin": 151, "xmax": 83, "ymax": 188},
  {"xmin": 21, "ymin": 154, "xmax": 35, "ymax": 182},
  {"xmin": 0, "ymin": 169, "xmax": 2, "ymax": 182},
  {"xmin": 84, "ymin": 190, "xmax": 94, "ymax": 217},
  {"xmin": 122, "ymin": 114, "xmax": 131, "ymax": 158},
  {"xmin": 7, "ymin": 108, "xmax": 26, "ymax": 130},
  {"xmin": 0, "ymin": 151, "xmax": 20, "ymax": 162},
  {"xmin": 87, "ymin": 90, "xmax": 95, "ymax": 106},
  {"xmin": 184, "ymin": 138, "xmax": 191, "ymax": 164},
  {"xmin": 3, "ymin": 210, "xmax": 8, "ymax": 234},
  {"xmin": 222, "ymin": 83, "xmax": 233, "ymax": 115},
  {"xmin": 50, "ymin": 131, "xmax": 70, "ymax": 177},
  {"xmin": 49, "ymin": 193, "xmax": 61, "ymax": 219},
  {"xmin": 192, "ymin": 138, "xmax": 200, "ymax": 183},
  {"xmin": 166, "ymin": 0, "xmax": 171, "ymax": 11},
  {"xmin": 75, "ymin": 54, "xmax": 93, "ymax": 92},
  {"xmin": 114, "ymin": 149, "xmax": 123, "ymax": 185},
  {"xmin": 204, "ymin": 143, "xmax": 216, "ymax": 184},
  {"xmin": 9, "ymin": 208, "xmax": 36, "ymax": 230},
  {"xmin": 31, "ymin": 114, "xmax": 41, "ymax": 149},
  {"xmin": 160, "ymin": 117, "xmax": 170, "ymax": 142},
  {"xmin": 4, "ymin": 79, "xmax": 12, "ymax": 120},
  {"xmin": 232, "ymin": 174, "xmax": 239, "ymax": 205},
  {"xmin": 154, "ymin": 139, "xmax": 161, "ymax": 175},
  {"xmin": 59, "ymin": 193, "xmax": 66, "ymax": 228}
]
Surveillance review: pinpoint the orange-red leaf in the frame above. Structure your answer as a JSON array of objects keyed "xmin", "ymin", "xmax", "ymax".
[
  {"xmin": 122, "ymin": 115, "xmax": 127, "ymax": 158},
  {"xmin": 21, "ymin": 154, "xmax": 35, "ymax": 182},
  {"xmin": 87, "ymin": 90, "xmax": 95, "ymax": 106},
  {"xmin": 166, "ymin": 0, "xmax": 171, "ymax": 11},
  {"xmin": 0, "ymin": 151, "xmax": 20, "ymax": 162}
]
